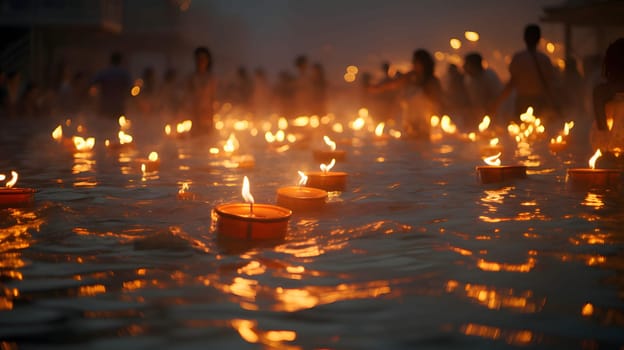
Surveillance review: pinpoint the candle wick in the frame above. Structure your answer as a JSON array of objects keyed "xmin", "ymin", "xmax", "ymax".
[{"xmin": 250, "ymin": 202, "xmax": 254, "ymax": 217}]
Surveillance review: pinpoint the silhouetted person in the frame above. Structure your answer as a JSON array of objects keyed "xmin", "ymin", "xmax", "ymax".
[
  {"xmin": 294, "ymin": 55, "xmax": 314, "ymax": 116},
  {"xmin": 464, "ymin": 52, "xmax": 503, "ymax": 126},
  {"xmin": 274, "ymin": 70, "xmax": 295, "ymax": 117},
  {"xmin": 136, "ymin": 66, "xmax": 156, "ymax": 114},
  {"xmin": 311, "ymin": 63, "xmax": 328, "ymax": 116},
  {"xmin": 590, "ymin": 38, "xmax": 624, "ymax": 158},
  {"xmin": 495, "ymin": 24, "xmax": 559, "ymax": 121},
  {"xmin": 562, "ymin": 57, "xmax": 584, "ymax": 113},
  {"xmin": 158, "ymin": 68, "xmax": 181, "ymax": 117},
  {"xmin": 92, "ymin": 52, "xmax": 132, "ymax": 119},
  {"xmin": 372, "ymin": 49, "xmax": 442, "ymax": 138},
  {"xmin": 251, "ymin": 68, "xmax": 271, "ymax": 118},
  {"xmin": 187, "ymin": 46, "xmax": 216, "ymax": 133},
  {"xmin": 229, "ymin": 66, "xmax": 253, "ymax": 109},
  {"xmin": 444, "ymin": 63, "xmax": 470, "ymax": 122}
]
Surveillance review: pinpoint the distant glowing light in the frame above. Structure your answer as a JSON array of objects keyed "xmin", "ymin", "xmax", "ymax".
[
  {"xmin": 346, "ymin": 65, "xmax": 359, "ymax": 74},
  {"xmin": 546, "ymin": 42, "xmax": 555, "ymax": 54},
  {"xmin": 450, "ymin": 38, "xmax": 462, "ymax": 50},
  {"xmin": 344, "ymin": 73, "xmax": 356, "ymax": 83},
  {"xmin": 465, "ymin": 31, "xmax": 480, "ymax": 42}
]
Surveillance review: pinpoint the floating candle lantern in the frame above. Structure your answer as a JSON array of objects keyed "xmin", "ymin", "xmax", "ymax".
[
  {"xmin": 139, "ymin": 151, "xmax": 160, "ymax": 172},
  {"xmin": 305, "ymin": 158, "xmax": 348, "ymax": 191},
  {"xmin": 480, "ymin": 137, "xmax": 503, "ymax": 156},
  {"xmin": 476, "ymin": 152, "xmax": 527, "ymax": 184},
  {"xmin": 106, "ymin": 130, "xmax": 135, "ymax": 150},
  {"xmin": 549, "ymin": 121, "xmax": 574, "ymax": 153},
  {"xmin": 373, "ymin": 122, "xmax": 389, "ymax": 141},
  {"xmin": 214, "ymin": 176, "xmax": 291, "ymax": 240},
  {"xmin": 177, "ymin": 182, "xmax": 196, "ymax": 200},
  {"xmin": 313, "ymin": 135, "xmax": 346, "ymax": 162},
  {"xmin": 566, "ymin": 149, "xmax": 622, "ymax": 188},
  {"xmin": 72, "ymin": 136, "xmax": 96, "ymax": 152},
  {"xmin": 0, "ymin": 171, "xmax": 35, "ymax": 206},
  {"xmin": 276, "ymin": 171, "xmax": 328, "ymax": 211}
]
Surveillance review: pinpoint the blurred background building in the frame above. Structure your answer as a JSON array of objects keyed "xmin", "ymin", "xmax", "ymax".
[{"xmin": 0, "ymin": 0, "xmax": 193, "ymax": 86}]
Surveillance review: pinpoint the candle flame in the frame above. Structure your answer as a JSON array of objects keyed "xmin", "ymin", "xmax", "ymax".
[
  {"xmin": 320, "ymin": 158, "xmax": 336, "ymax": 174},
  {"xmin": 0, "ymin": 174, "xmax": 4, "ymax": 181},
  {"xmin": 440, "ymin": 115, "xmax": 456, "ymax": 134},
  {"xmin": 607, "ymin": 117, "xmax": 614, "ymax": 131},
  {"xmin": 118, "ymin": 131, "xmax": 133, "ymax": 144},
  {"xmin": 323, "ymin": 135, "xmax": 337, "ymax": 151},
  {"xmin": 589, "ymin": 149, "xmax": 602, "ymax": 169},
  {"xmin": 176, "ymin": 120, "xmax": 193, "ymax": 134},
  {"xmin": 223, "ymin": 133, "xmax": 239, "ymax": 153},
  {"xmin": 489, "ymin": 138, "xmax": 499, "ymax": 146},
  {"xmin": 141, "ymin": 163, "xmax": 146, "ymax": 173},
  {"xmin": 478, "ymin": 116, "xmax": 491, "ymax": 132},
  {"xmin": 483, "ymin": 152, "xmax": 501, "ymax": 166},
  {"xmin": 563, "ymin": 121, "xmax": 574, "ymax": 135},
  {"xmin": 265, "ymin": 131, "xmax": 276, "ymax": 143},
  {"xmin": 297, "ymin": 170, "xmax": 308, "ymax": 186},
  {"xmin": 5, "ymin": 171, "xmax": 18, "ymax": 188},
  {"xmin": 242, "ymin": 176, "xmax": 254, "ymax": 204},
  {"xmin": 165, "ymin": 124, "xmax": 172, "ymax": 135},
  {"xmin": 148, "ymin": 151, "xmax": 158, "ymax": 162},
  {"xmin": 374, "ymin": 122, "xmax": 385, "ymax": 137},
  {"xmin": 430, "ymin": 115, "xmax": 440, "ymax": 127},
  {"xmin": 179, "ymin": 182, "xmax": 189, "ymax": 194},
  {"xmin": 52, "ymin": 125, "xmax": 63, "ymax": 141},
  {"xmin": 352, "ymin": 117, "xmax": 365, "ymax": 131},
  {"xmin": 118, "ymin": 115, "xmax": 129, "ymax": 129},
  {"xmin": 72, "ymin": 136, "xmax": 95, "ymax": 151}
]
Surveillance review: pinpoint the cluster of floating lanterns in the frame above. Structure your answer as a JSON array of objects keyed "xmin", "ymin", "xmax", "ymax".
[{"xmin": 2, "ymin": 104, "xmax": 622, "ymax": 242}]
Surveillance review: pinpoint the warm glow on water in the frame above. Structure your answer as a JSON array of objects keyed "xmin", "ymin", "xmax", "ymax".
[{"xmin": 1, "ymin": 114, "xmax": 623, "ymax": 348}]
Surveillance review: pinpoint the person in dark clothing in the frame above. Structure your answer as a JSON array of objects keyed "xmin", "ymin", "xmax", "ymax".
[{"xmin": 92, "ymin": 52, "xmax": 132, "ymax": 119}]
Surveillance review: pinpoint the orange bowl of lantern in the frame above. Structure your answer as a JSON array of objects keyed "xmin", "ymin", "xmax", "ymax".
[
  {"xmin": 214, "ymin": 203, "xmax": 291, "ymax": 240},
  {"xmin": 276, "ymin": 186, "xmax": 327, "ymax": 211},
  {"xmin": 0, "ymin": 188, "xmax": 36, "ymax": 206}
]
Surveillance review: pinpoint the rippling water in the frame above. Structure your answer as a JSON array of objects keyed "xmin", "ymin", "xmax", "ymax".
[{"xmin": 1, "ymin": 115, "xmax": 623, "ymax": 349}]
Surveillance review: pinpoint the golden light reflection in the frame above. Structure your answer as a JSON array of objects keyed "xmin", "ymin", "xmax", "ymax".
[
  {"xmin": 477, "ymin": 257, "xmax": 536, "ymax": 273},
  {"xmin": 461, "ymin": 323, "xmax": 534, "ymax": 346},
  {"xmin": 581, "ymin": 192, "xmax": 605, "ymax": 209},
  {"xmin": 582, "ymin": 302, "xmax": 594, "ymax": 316},
  {"xmin": 447, "ymin": 280, "xmax": 543, "ymax": 313},
  {"xmin": 230, "ymin": 319, "xmax": 298, "ymax": 348}
]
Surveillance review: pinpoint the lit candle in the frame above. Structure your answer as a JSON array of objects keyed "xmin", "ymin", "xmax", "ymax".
[
  {"xmin": 177, "ymin": 182, "xmax": 196, "ymax": 200},
  {"xmin": 139, "ymin": 151, "xmax": 160, "ymax": 173},
  {"xmin": 305, "ymin": 159, "xmax": 348, "ymax": 191},
  {"xmin": 313, "ymin": 135, "xmax": 346, "ymax": 163},
  {"xmin": 373, "ymin": 122, "xmax": 389, "ymax": 141},
  {"xmin": 566, "ymin": 149, "xmax": 622, "ymax": 188},
  {"xmin": 476, "ymin": 152, "xmax": 527, "ymax": 184},
  {"xmin": 276, "ymin": 171, "xmax": 328, "ymax": 211},
  {"xmin": 0, "ymin": 171, "xmax": 35, "ymax": 206},
  {"xmin": 548, "ymin": 121, "xmax": 574, "ymax": 153},
  {"xmin": 479, "ymin": 137, "xmax": 503, "ymax": 157},
  {"xmin": 214, "ymin": 176, "xmax": 292, "ymax": 240}
]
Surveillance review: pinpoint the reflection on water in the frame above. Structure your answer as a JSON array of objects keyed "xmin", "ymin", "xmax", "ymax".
[{"xmin": 1, "ymin": 118, "xmax": 624, "ymax": 349}]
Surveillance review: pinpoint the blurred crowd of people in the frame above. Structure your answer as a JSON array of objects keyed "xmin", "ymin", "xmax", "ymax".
[{"xmin": 0, "ymin": 23, "xmax": 622, "ymax": 152}]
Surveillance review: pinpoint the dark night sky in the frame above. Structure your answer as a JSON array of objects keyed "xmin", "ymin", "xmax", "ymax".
[{"xmin": 180, "ymin": 0, "xmax": 564, "ymax": 82}]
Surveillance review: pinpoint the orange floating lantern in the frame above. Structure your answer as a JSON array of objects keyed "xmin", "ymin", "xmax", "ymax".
[
  {"xmin": 276, "ymin": 171, "xmax": 328, "ymax": 211},
  {"xmin": 305, "ymin": 158, "xmax": 348, "ymax": 191},
  {"xmin": 313, "ymin": 135, "xmax": 346, "ymax": 163},
  {"xmin": 214, "ymin": 176, "xmax": 291, "ymax": 240},
  {"xmin": 567, "ymin": 149, "xmax": 622, "ymax": 188},
  {"xmin": 0, "ymin": 171, "xmax": 35, "ymax": 206},
  {"xmin": 476, "ymin": 153, "xmax": 527, "ymax": 184}
]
